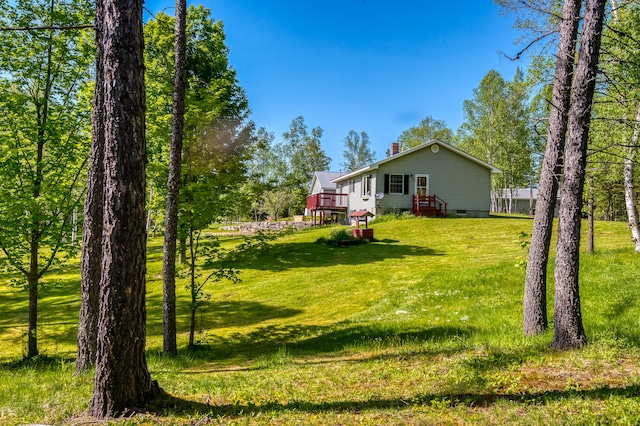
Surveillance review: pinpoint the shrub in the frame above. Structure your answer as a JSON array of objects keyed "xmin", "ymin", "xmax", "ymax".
[
  {"xmin": 316, "ymin": 227, "xmax": 368, "ymax": 246},
  {"xmin": 328, "ymin": 228, "xmax": 356, "ymax": 244},
  {"xmin": 370, "ymin": 211, "xmax": 414, "ymax": 224}
]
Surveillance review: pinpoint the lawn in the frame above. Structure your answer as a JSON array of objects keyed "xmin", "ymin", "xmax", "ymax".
[{"xmin": 1, "ymin": 215, "xmax": 640, "ymax": 425}]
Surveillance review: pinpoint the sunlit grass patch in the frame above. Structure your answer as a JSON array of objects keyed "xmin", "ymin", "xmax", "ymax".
[{"xmin": 0, "ymin": 217, "xmax": 639, "ymax": 424}]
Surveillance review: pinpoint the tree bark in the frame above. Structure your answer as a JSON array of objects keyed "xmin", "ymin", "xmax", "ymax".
[
  {"xmin": 162, "ymin": 0, "xmax": 187, "ymax": 357},
  {"xmin": 610, "ymin": 0, "xmax": 640, "ymax": 252},
  {"xmin": 27, "ymin": 257, "xmax": 38, "ymax": 358},
  {"xmin": 552, "ymin": 0, "xmax": 606, "ymax": 350},
  {"xmin": 587, "ymin": 180, "xmax": 594, "ymax": 254},
  {"xmin": 188, "ymin": 227, "xmax": 197, "ymax": 348},
  {"xmin": 89, "ymin": 0, "xmax": 158, "ymax": 416},
  {"xmin": 179, "ymin": 235, "xmax": 187, "ymax": 265},
  {"xmin": 76, "ymin": 0, "xmax": 104, "ymax": 373},
  {"xmin": 624, "ymin": 102, "xmax": 640, "ymax": 253},
  {"xmin": 28, "ymin": 138, "xmax": 42, "ymax": 357},
  {"xmin": 523, "ymin": 0, "xmax": 582, "ymax": 336}
]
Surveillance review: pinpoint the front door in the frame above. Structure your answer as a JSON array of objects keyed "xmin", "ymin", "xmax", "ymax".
[{"xmin": 415, "ymin": 174, "xmax": 429, "ymax": 196}]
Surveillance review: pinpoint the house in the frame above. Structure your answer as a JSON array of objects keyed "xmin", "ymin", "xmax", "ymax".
[
  {"xmin": 499, "ymin": 187, "xmax": 560, "ymax": 216},
  {"xmin": 306, "ymin": 171, "xmax": 349, "ymax": 225},
  {"xmin": 307, "ymin": 140, "xmax": 501, "ymax": 222}
]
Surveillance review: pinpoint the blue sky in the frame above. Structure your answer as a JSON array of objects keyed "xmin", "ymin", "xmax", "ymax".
[{"xmin": 144, "ymin": 0, "xmax": 528, "ymax": 170}]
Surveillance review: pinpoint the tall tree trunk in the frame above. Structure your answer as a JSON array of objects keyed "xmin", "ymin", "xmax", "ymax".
[
  {"xmin": 188, "ymin": 227, "xmax": 197, "ymax": 348},
  {"xmin": 26, "ymin": 0, "xmax": 55, "ymax": 358},
  {"xmin": 610, "ymin": 0, "xmax": 640, "ymax": 252},
  {"xmin": 587, "ymin": 178, "xmax": 594, "ymax": 254},
  {"xmin": 27, "ymin": 245, "xmax": 38, "ymax": 359},
  {"xmin": 552, "ymin": 0, "xmax": 606, "ymax": 350},
  {"xmin": 162, "ymin": 0, "xmax": 187, "ymax": 357},
  {"xmin": 76, "ymin": 0, "xmax": 105, "ymax": 373},
  {"xmin": 179, "ymin": 235, "xmax": 187, "ymax": 265},
  {"xmin": 624, "ymin": 102, "xmax": 640, "ymax": 253},
  {"xmin": 523, "ymin": 0, "xmax": 582, "ymax": 336},
  {"xmin": 28, "ymin": 137, "xmax": 42, "ymax": 358},
  {"xmin": 89, "ymin": 0, "xmax": 158, "ymax": 416}
]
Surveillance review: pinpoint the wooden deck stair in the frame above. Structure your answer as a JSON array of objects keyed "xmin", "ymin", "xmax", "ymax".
[{"xmin": 413, "ymin": 194, "xmax": 447, "ymax": 217}]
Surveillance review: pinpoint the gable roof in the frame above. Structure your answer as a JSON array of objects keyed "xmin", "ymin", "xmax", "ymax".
[
  {"xmin": 309, "ymin": 171, "xmax": 346, "ymax": 193},
  {"xmin": 331, "ymin": 140, "xmax": 501, "ymax": 183}
]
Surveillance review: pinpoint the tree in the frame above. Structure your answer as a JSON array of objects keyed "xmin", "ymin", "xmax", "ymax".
[
  {"xmin": 341, "ymin": 130, "xmax": 375, "ymax": 172},
  {"xmin": 88, "ymin": 0, "xmax": 158, "ymax": 416},
  {"xmin": 261, "ymin": 187, "xmax": 298, "ymax": 220},
  {"xmin": 552, "ymin": 0, "xmax": 607, "ymax": 350},
  {"xmin": 0, "ymin": 0, "xmax": 93, "ymax": 359},
  {"xmin": 178, "ymin": 120, "xmax": 254, "ymax": 346},
  {"xmin": 162, "ymin": 0, "xmax": 187, "ymax": 358},
  {"xmin": 457, "ymin": 69, "xmax": 533, "ymax": 213},
  {"xmin": 284, "ymin": 115, "xmax": 331, "ymax": 187},
  {"xmin": 145, "ymin": 5, "xmax": 250, "ymax": 262},
  {"xmin": 623, "ymin": 105, "xmax": 640, "ymax": 252},
  {"xmin": 183, "ymin": 231, "xmax": 277, "ymax": 347},
  {"xmin": 397, "ymin": 115, "xmax": 454, "ymax": 151},
  {"xmin": 282, "ymin": 115, "xmax": 331, "ymax": 212},
  {"xmin": 246, "ymin": 127, "xmax": 280, "ymax": 186},
  {"xmin": 523, "ymin": 0, "xmax": 582, "ymax": 336},
  {"xmin": 597, "ymin": 1, "xmax": 640, "ymax": 251},
  {"xmin": 76, "ymin": 0, "xmax": 104, "ymax": 372}
]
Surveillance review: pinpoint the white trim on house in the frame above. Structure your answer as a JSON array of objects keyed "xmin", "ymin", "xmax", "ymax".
[
  {"xmin": 331, "ymin": 140, "xmax": 501, "ymax": 185},
  {"xmin": 308, "ymin": 171, "xmax": 346, "ymax": 195},
  {"xmin": 362, "ymin": 175, "xmax": 372, "ymax": 198},
  {"xmin": 415, "ymin": 174, "xmax": 429, "ymax": 196},
  {"xmin": 388, "ymin": 173, "xmax": 404, "ymax": 194}
]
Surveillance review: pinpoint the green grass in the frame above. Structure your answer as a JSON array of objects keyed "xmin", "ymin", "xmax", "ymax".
[{"xmin": 2, "ymin": 215, "xmax": 640, "ymax": 424}]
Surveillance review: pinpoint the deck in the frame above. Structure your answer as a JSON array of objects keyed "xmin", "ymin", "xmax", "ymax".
[
  {"xmin": 306, "ymin": 192, "xmax": 348, "ymax": 225},
  {"xmin": 413, "ymin": 194, "xmax": 447, "ymax": 217}
]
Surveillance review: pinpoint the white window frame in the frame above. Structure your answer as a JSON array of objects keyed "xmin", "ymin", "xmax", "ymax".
[
  {"xmin": 389, "ymin": 174, "xmax": 404, "ymax": 194},
  {"xmin": 362, "ymin": 175, "xmax": 371, "ymax": 198}
]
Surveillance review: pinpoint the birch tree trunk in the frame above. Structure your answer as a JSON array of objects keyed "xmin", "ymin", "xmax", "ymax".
[
  {"xmin": 552, "ymin": 0, "xmax": 606, "ymax": 350},
  {"xmin": 609, "ymin": 0, "xmax": 640, "ymax": 252},
  {"xmin": 624, "ymin": 102, "xmax": 640, "ymax": 253},
  {"xmin": 523, "ymin": 0, "xmax": 582, "ymax": 336}
]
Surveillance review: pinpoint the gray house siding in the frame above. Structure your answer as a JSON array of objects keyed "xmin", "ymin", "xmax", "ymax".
[
  {"xmin": 329, "ymin": 141, "xmax": 498, "ymax": 219},
  {"xmin": 336, "ymin": 176, "xmax": 377, "ymax": 213},
  {"xmin": 375, "ymin": 146, "xmax": 491, "ymax": 216},
  {"xmin": 309, "ymin": 178, "xmax": 326, "ymax": 195},
  {"xmin": 308, "ymin": 171, "xmax": 344, "ymax": 195}
]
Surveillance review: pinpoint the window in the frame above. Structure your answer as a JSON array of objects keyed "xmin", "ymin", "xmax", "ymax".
[
  {"xmin": 349, "ymin": 180, "xmax": 355, "ymax": 193},
  {"xmin": 362, "ymin": 175, "xmax": 371, "ymax": 197},
  {"xmin": 389, "ymin": 174, "xmax": 404, "ymax": 194}
]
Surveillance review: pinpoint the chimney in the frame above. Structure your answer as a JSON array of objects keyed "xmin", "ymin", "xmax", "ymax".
[{"xmin": 391, "ymin": 142, "xmax": 399, "ymax": 156}]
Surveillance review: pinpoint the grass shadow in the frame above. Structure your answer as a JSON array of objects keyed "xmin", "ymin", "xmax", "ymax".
[
  {"xmin": 0, "ymin": 353, "xmax": 76, "ymax": 370},
  {"xmin": 165, "ymin": 322, "xmax": 473, "ymax": 366},
  {"xmin": 149, "ymin": 384, "xmax": 640, "ymax": 419},
  {"xmin": 237, "ymin": 241, "xmax": 444, "ymax": 272},
  {"xmin": 145, "ymin": 299, "xmax": 304, "ymax": 339}
]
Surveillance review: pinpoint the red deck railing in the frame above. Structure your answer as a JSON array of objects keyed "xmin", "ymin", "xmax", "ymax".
[
  {"xmin": 413, "ymin": 194, "xmax": 447, "ymax": 217},
  {"xmin": 306, "ymin": 192, "xmax": 348, "ymax": 210}
]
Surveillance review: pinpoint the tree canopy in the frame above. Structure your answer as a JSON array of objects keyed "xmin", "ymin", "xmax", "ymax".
[
  {"xmin": 0, "ymin": 0, "xmax": 94, "ymax": 358},
  {"xmin": 457, "ymin": 68, "xmax": 534, "ymax": 213},
  {"xmin": 396, "ymin": 115, "xmax": 454, "ymax": 151},
  {"xmin": 341, "ymin": 130, "xmax": 375, "ymax": 172}
]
